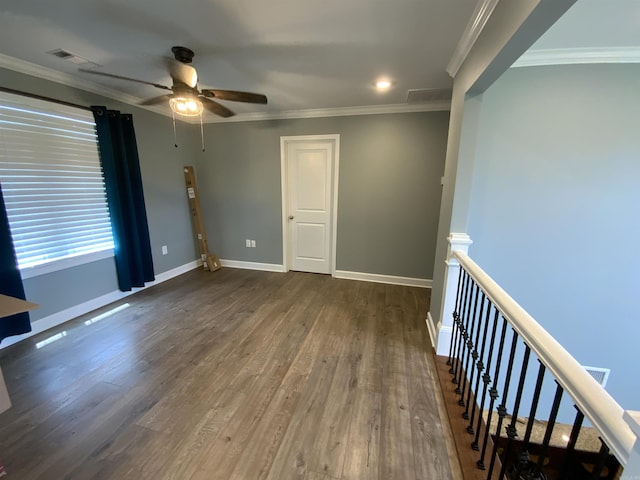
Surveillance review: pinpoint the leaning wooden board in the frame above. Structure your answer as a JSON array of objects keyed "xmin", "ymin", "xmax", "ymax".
[{"xmin": 183, "ymin": 166, "xmax": 221, "ymax": 272}]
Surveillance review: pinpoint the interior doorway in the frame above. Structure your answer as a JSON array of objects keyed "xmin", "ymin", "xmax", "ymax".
[{"xmin": 280, "ymin": 135, "xmax": 340, "ymax": 274}]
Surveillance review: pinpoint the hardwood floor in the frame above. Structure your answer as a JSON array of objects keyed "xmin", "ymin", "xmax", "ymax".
[{"xmin": 0, "ymin": 268, "xmax": 459, "ymax": 479}]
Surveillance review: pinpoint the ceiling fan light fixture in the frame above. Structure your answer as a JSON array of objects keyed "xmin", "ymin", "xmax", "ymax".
[{"xmin": 169, "ymin": 95, "xmax": 204, "ymax": 116}]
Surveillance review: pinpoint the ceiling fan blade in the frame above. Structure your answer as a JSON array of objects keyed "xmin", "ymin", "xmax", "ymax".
[
  {"xmin": 166, "ymin": 58, "xmax": 198, "ymax": 88},
  {"xmin": 202, "ymin": 89, "xmax": 267, "ymax": 104},
  {"xmin": 139, "ymin": 95, "xmax": 172, "ymax": 106},
  {"xmin": 202, "ymin": 98, "xmax": 234, "ymax": 118},
  {"xmin": 78, "ymin": 68, "xmax": 172, "ymax": 91}
]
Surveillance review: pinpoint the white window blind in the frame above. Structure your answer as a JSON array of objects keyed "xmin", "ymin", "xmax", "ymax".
[{"xmin": 0, "ymin": 91, "xmax": 114, "ymax": 275}]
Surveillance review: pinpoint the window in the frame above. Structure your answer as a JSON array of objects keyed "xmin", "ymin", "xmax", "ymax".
[{"xmin": 0, "ymin": 91, "xmax": 114, "ymax": 278}]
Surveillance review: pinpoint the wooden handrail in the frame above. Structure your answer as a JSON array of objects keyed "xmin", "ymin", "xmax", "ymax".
[{"xmin": 452, "ymin": 250, "xmax": 636, "ymax": 465}]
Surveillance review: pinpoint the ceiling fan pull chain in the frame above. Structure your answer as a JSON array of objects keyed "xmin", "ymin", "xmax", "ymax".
[
  {"xmin": 200, "ymin": 112, "xmax": 205, "ymax": 152},
  {"xmin": 172, "ymin": 110, "xmax": 178, "ymax": 148}
]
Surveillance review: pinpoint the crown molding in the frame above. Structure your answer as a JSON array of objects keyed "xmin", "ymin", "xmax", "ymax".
[
  {"xmin": 0, "ymin": 53, "xmax": 450, "ymax": 125},
  {"xmin": 512, "ymin": 47, "xmax": 640, "ymax": 68},
  {"xmin": 202, "ymin": 100, "xmax": 451, "ymax": 124},
  {"xmin": 0, "ymin": 53, "xmax": 171, "ymax": 118},
  {"xmin": 447, "ymin": 0, "xmax": 500, "ymax": 78}
]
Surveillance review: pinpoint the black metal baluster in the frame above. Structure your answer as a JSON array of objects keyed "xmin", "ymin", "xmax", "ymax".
[
  {"xmin": 590, "ymin": 440, "xmax": 610, "ymax": 479},
  {"xmin": 557, "ymin": 408, "xmax": 585, "ymax": 480},
  {"xmin": 466, "ymin": 297, "xmax": 492, "ymax": 435},
  {"xmin": 535, "ymin": 382, "xmax": 564, "ymax": 475},
  {"xmin": 463, "ymin": 291, "xmax": 487, "ymax": 420},
  {"xmin": 447, "ymin": 267, "xmax": 465, "ymax": 366},
  {"xmin": 513, "ymin": 361, "xmax": 546, "ymax": 480},
  {"xmin": 452, "ymin": 273, "xmax": 472, "ymax": 383},
  {"xmin": 487, "ymin": 327, "xmax": 519, "ymax": 479},
  {"xmin": 459, "ymin": 282, "xmax": 481, "ymax": 407},
  {"xmin": 472, "ymin": 308, "xmax": 500, "ymax": 456},
  {"xmin": 454, "ymin": 277, "xmax": 475, "ymax": 392},
  {"xmin": 498, "ymin": 344, "xmax": 531, "ymax": 480}
]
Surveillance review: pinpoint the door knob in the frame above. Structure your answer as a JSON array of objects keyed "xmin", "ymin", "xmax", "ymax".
[{"xmin": 288, "ymin": 215, "xmax": 294, "ymax": 220}]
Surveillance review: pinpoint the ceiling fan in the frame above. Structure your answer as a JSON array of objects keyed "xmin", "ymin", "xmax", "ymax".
[{"xmin": 79, "ymin": 46, "xmax": 267, "ymax": 118}]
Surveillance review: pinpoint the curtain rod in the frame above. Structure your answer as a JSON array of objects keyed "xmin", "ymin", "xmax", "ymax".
[{"xmin": 0, "ymin": 86, "xmax": 91, "ymax": 112}]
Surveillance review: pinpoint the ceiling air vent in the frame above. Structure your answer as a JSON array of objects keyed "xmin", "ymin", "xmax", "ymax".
[
  {"xmin": 47, "ymin": 49, "xmax": 98, "ymax": 66},
  {"xmin": 49, "ymin": 49, "xmax": 74, "ymax": 59},
  {"xmin": 406, "ymin": 88, "xmax": 452, "ymax": 104},
  {"xmin": 583, "ymin": 365, "xmax": 610, "ymax": 388}
]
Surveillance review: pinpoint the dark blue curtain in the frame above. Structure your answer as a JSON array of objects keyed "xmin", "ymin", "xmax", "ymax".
[
  {"xmin": 0, "ymin": 183, "xmax": 31, "ymax": 343},
  {"xmin": 92, "ymin": 106, "xmax": 154, "ymax": 292}
]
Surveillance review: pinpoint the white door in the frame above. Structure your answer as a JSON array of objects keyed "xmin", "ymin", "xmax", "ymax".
[{"xmin": 282, "ymin": 137, "xmax": 338, "ymax": 274}]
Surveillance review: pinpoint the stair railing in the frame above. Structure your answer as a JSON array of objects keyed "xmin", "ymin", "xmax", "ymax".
[{"xmin": 446, "ymin": 250, "xmax": 637, "ymax": 479}]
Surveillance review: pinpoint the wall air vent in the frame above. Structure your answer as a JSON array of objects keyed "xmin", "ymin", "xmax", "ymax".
[
  {"xmin": 406, "ymin": 88, "xmax": 452, "ymax": 104},
  {"xmin": 583, "ymin": 365, "xmax": 610, "ymax": 388},
  {"xmin": 47, "ymin": 49, "xmax": 99, "ymax": 66}
]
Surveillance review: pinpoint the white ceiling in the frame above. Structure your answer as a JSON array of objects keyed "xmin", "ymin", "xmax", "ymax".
[{"xmin": 0, "ymin": 0, "xmax": 480, "ymax": 120}]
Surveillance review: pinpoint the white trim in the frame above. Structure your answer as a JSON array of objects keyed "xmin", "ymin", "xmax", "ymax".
[
  {"xmin": 447, "ymin": 0, "xmax": 500, "ymax": 78},
  {"xmin": 0, "ymin": 53, "xmax": 449, "ymax": 125},
  {"xmin": 219, "ymin": 259, "xmax": 285, "ymax": 273},
  {"xmin": 280, "ymin": 138, "xmax": 289, "ymax": 271},
  {"xmin": 0, "ymin": 53, "xmax": 169, "ymax": 118},
  {"xmin": 280, "ymin": 134, "xmax": 340, "ymax": 275},
  {"xmin": 150, "ymin": 260, "xmax": 202, "ymax": 284},
  {"xmin": 331, "ymin": 137, "xmax": 340, "ymax": 275},
  {"xmin": 0, "ymin": 260, "xmax": 201, "ymax": 350},
  {"xmin": 453, "ymin": 250, "xmax": 635, "ymax": 466},
  {"xmin": 333, "ymin": 270, "xmax": 431, "ymax": 288},
  {"xmin": 20, "ymin": 249, "xmax": 114, "ymax": 279},
  {"xmin": 436, "ymin": 325, "xmax": 453, "ymax": 355},
  {"xmin": 205, "ymin": 101, "xmax": 451, "ymax": 123},
  {"xmin": 512, "ymin": 47, "xmax": 640, "ymax": 68},
  {"xmin": 433, "ymin": 232, "xmax": 473, "ymax": 355},
  {"xmin": 624, "ymin": 411, "xmax": 640, "ymax": 440},
  {"xmin": 622, "ymin": 411, "xmax": 640, "ymax": 479},
  {"xmin": 426, "ymin": 311, "xmax": 437, "ymax": 349},
  {"xmin": 448, "ymin": 232, "xmax": 473, "ymax": 249}
]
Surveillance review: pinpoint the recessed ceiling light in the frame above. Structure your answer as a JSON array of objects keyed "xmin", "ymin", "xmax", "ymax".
[{"xmin": 375, "ymin": 79, "xmax": 392, "ymax": 91}]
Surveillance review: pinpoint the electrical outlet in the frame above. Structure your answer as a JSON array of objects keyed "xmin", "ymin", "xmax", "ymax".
[
  {"xmin": 161, "ymin": 245, "xmax": 168, "ymax": 255},
  {"xmin": 245, "ymin": 239, "xmax": 251, "ymax": 248},
  {"xmin": 251, "ymin": 240, "xmax": 256, "ymax": 248}
]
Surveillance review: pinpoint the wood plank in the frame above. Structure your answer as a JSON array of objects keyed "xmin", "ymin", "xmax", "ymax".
[
  {"xmin": 341, "ymin": 388, "xmax": 382, "ymax": 480},
  {"xmin": 378, "ymin": 284, "xmax": 414, "ymax": 480},
  {"xmin": 307, "ymin": 282, "xmax": 369, "ymax": 478},
  {"xmin": 0, "ymin": 268, "xmax": 457, "ymax": 480},
  {"xmin": 402, "ymin": 305, "xmax": 455, "ymax": 479}
]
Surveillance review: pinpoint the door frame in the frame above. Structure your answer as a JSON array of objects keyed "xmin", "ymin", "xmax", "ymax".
[{"xmin": 280, "ymin": 134, "xmax": 340, "ymax": 275}]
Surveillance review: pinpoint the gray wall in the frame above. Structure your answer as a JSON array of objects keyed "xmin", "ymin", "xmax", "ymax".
[
  {"xmin": 195, "ymin": 112, "xmax": 449, "ymax": 279},
  {"xmin": 0, "ymin": 68, "xmax": 198, "ymax": 321},
  {"xmin": 0, "ymin": 66, "xmax": 448, "ymax": 327},
  {"xmin": 467, "ymin": 64, "xmax": 640, "ymax": 409}
]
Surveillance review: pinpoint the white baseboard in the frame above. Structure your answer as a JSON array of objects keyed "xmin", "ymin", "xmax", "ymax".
[
  {"xmin": 435, "ymin": 325, "xmax": 453, "ymax": 356},
  {"xmin": 333, "ymin": 270, "xmax": 432, "ymax": 288},
  {"xmin": 0, "ymin": 260, "xmax": 201, "ymax": 350},
  {"xmin": 220, "ymin": 259, "xmax": 285, "ymax": 273},
  {"xmin": 426, "ymin": 311, "xmax": 437, "ymax": 349},
  {"xmin": 150, "ymin": 260, "xmax": 201, "ymax": 284}
]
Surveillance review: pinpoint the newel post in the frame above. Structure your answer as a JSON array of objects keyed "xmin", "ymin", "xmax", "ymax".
[
  {"xmin": 622, "ymin": 411, "xmax": 640, "ymax": 479},
  {"xmin": 433, "ymin": 233, "xmax": 472, "ymax": 355}
]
